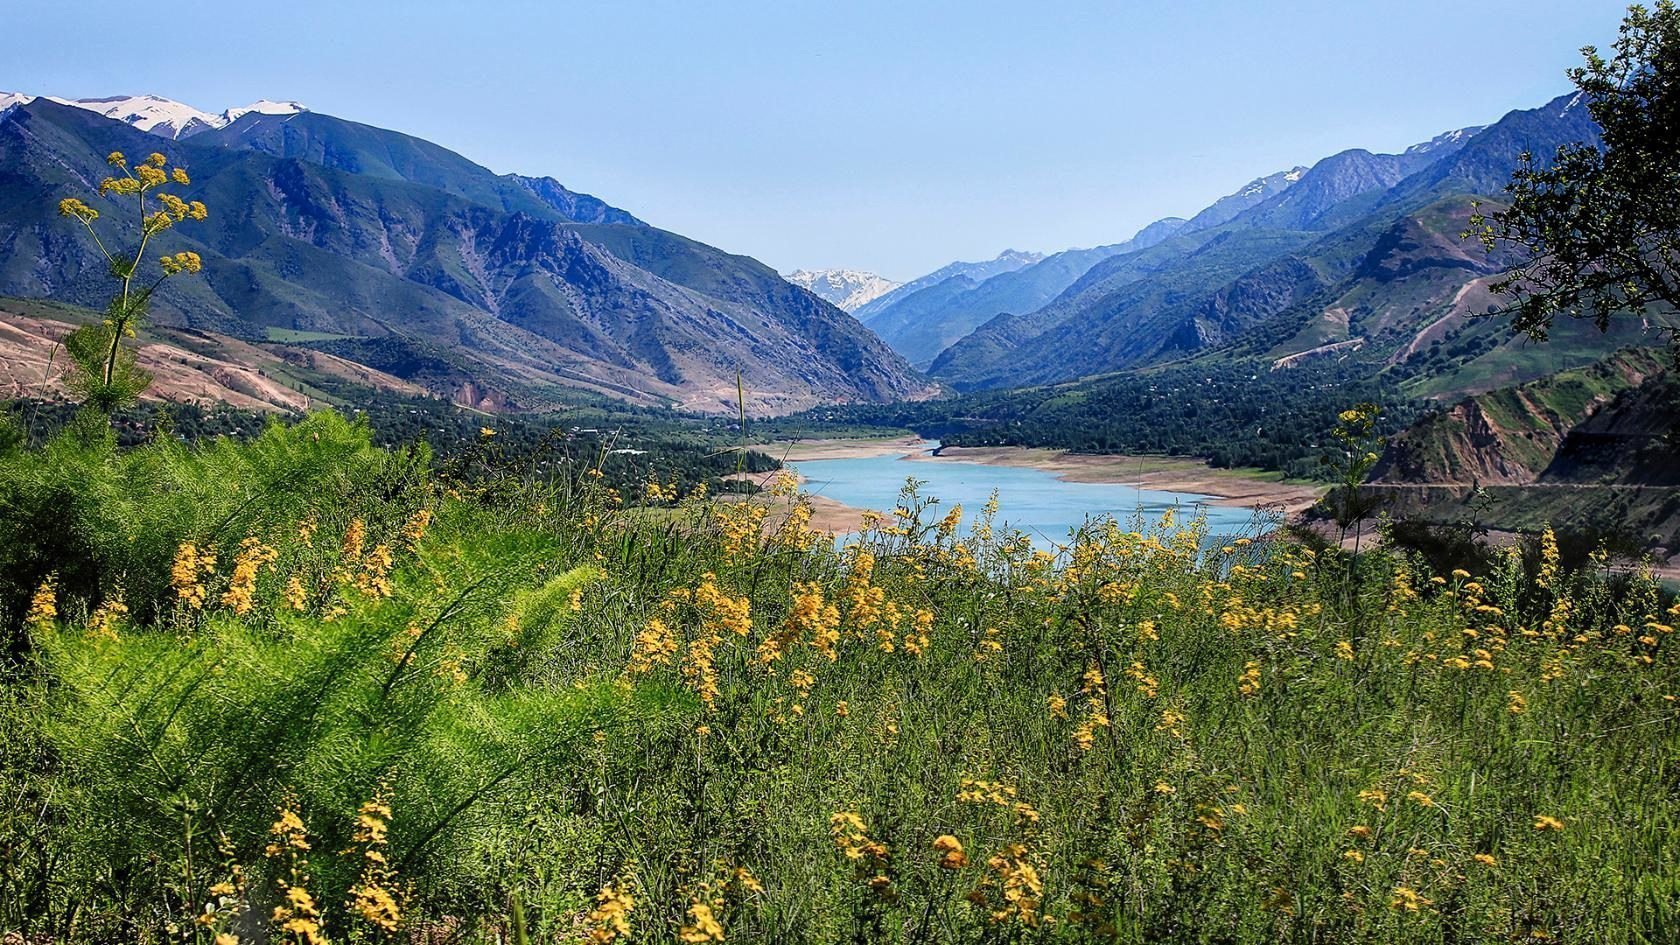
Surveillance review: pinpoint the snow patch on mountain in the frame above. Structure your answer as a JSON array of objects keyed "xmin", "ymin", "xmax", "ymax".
[
  {"xmin": 2, "ymin": 92, "xmax": 309, "ymax": 139},
  {"xmin": 220, "ymin": 100, "xmax": 308, "ymax": 126},
  {"xmin": 1404, "ymin": 126, "xmax": 1486, "ymax": 156},
  {"xmin": 784, "ymin": 269, "xmax": 902, "ymax": 311}
]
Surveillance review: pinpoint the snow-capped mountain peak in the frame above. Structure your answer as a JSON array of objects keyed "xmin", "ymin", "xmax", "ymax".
[
  {"xmin": 60, "ymin": 95, "xmax": 221, "ymax": 139},
  {"xmin": 0, "ymin": 91, "xmax": 309, "ymax": 139},
  {"xmin": 220, "ymin": 100, "xmax": 308, "ymax": 126},
  {"xmin": 784, "ymin": 268, "xmax": 903, "ymax": 312}
]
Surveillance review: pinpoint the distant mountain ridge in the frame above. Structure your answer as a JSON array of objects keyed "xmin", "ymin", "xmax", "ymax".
[
  {"xmin": 0, "ymin": 91, "xmax": 304, "ymax": 139},
  {"xmin": 855, "ymin": 250, "xmax": 1044, "ymax": 321},
  {"xmin": 856, "ymin": 161, "xmax": 1348, "ymax": 366},
  {"xmin": 783, "ymin": 269, "xmax": 901, "ymax": 311},
  {"xmin": 921, "ymin": 102, "xmax": 1612, "ymax": 391},
  {"xmin": 0, "ymin": 94, "xmax": 932, "ymax": 414},
  {"xmin": 856, "ymin": 117, "xmax": 1491, "ymax": 374},
  {"xmin": 861, "ymin": 241, "xmax": 1146, "ymax": 367}
]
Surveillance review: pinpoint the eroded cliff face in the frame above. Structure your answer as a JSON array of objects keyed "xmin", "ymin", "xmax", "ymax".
[{"xmin": 1371, "ymin": 349, "xmax": 1670, "ymax": 486}]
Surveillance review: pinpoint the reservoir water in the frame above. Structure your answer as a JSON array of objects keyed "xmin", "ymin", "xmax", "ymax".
[{"xmin": 791, "ymin": 444, "xmax": 1274, "ymax": 551}]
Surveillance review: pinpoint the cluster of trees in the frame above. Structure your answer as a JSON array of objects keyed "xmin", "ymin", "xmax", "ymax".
[
  {"xmin": 793, "ymin": 361, "xmax": 1416, "ymax": 480},
  {"xmin": 7, "ymin": 392, "xmax": 779, "ymax": 503}
]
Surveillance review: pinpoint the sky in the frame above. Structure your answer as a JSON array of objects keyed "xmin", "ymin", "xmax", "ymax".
[{"xmin": 3, "ymin": 0, "xmax": 1633, "ymax": 281}]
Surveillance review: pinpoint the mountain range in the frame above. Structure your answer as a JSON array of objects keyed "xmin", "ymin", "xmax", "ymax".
[
  {"xmin": 2, "ymin": 84, "xmax": 1663, "ymax": 435},
  {"xmin": 850, "ymin": 92, "xmax": 1646, "ymax": 403},
  {"xmin": 0, "ymin": 92, "xmax": 306, "ymax": 139},
  {"xmin": 0, "ymin": 92, "xmax": 932, "ymax": 414}
]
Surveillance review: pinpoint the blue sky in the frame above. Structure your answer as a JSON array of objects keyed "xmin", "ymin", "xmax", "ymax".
[{"xmin": 4, "ymin": 0, "xmax": 1631, "ymax": 280}]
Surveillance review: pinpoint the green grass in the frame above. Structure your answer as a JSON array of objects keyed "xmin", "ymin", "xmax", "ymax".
[
  {"xmin": 1, "ymin": 411, "xmax": 1676, "ymax": 943},
  {"xmin": 265, "ymin": 326, "xmax": 363, "ymax": 343}
]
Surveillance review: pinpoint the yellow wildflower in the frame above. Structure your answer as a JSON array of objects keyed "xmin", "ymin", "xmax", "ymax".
[
  {"xmin": 172, "ymin": 542, "xmax": 216, "ymax": 609},
  {"xmin": 933, "ymin": 834, "xmax": 968, "ymax": 869},
  {"xmin": 678, "ymin": 901, "xmax": 724, "ymax": 942},
  {"xmin": 583, "ymin": 879, "xmax": 635, "ymax": 943},
  {"xmin": 26, "ymin": 576, "xmax": 57, "ymax": 629},
  {"xmin": 1390, "ymin": 886, "xmax": 1432, "ymax": 911},
  {"xmin": 220, "ymin": 537, "xmax": 278, "ymax": 615}
]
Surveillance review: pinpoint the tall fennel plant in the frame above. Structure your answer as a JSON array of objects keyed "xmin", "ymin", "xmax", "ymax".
[{"xmin": 57, "ymin": 149, "xmax": 209, "ymax": 412}]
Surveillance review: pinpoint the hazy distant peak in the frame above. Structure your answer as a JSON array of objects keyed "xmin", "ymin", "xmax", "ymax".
[
  {"xmin": 1403, "ymin": 125, "xmax": 1485, "ymax": 157},
  {"xmin": 784, "ymin": 268, "xmax": 902, "ymax": 311}
]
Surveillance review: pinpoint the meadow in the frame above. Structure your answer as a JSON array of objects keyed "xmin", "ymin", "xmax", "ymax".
[{"xmin": 1, "ymin": 409, "xmax": 1676, "ymax": 944}]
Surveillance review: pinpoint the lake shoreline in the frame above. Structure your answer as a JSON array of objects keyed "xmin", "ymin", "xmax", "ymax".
[{"xmin": 772, "ymin": 437, "xmax": 1325, "ymax": 519}]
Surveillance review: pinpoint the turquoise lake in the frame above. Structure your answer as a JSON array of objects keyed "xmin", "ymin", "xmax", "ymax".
[{"xmin": 791, "ymin": 444, "xmax": 1274, "ymax": 550}]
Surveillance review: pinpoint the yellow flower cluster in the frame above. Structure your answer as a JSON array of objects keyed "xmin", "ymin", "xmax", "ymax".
[
  {"xmin": 677, "ymin": 900, "xmax": 725, "ymax": 943},
  {"xmin": 1237, "ymin": 660, "xmax": 1262, "ymax": 697},
  {"xmin": 355, "ymin": 544, "xmax": 394, "ymax": 598},
  {"xmin": 87, "ymin": 592, "xmax": 129, "ymax": 642},
  {"xmin": 643, "ymin": 474, "xmax": 679, "ymax": 504},
  {"xmin": 172, "ymin": 542, "xmax": 217, "ymax": 609},
  {"xmin": 160, "ymin": 251, "xmax": 204, "ymax": 275},
  {"xmin": 829, "ymin": 811, "xmax": 888, "ymax": 863},
  {"xmin": 657, "ymin": 574, "xmax": 751, "ymax": 706},
  {"xmin": 342, "ymin": 518, "xmax": 366, "ymax": 561},
  {"xmin": 932, "ymin": 834, "xmax": 968, "ymax": 870},
  {"xmin": 1389, "ymin": 885, "xmax": 1433, "ymax": 912},
  {"xmin": 57, "ymin": 197, "xmax": 99, "ymax": 222},
  {"xmin": 1071, "ymin": 664, "xmax": 1110, "ymax": 751},
  {"xmin": 27, "ymin": 576, "xmax": 57, "ymax": 629},
  {"xmin": 711, "ymin": 502, "xmax": 768, "ymax": 556},
  {"xmin": 968, "ymin": 842, "xmax": 1044, "ymax": 927},
  {"xmin": 758, "ymin": 580, "xmax": 837, "ymax": 664},
  {"xmin": 829, "ymin": 811, "xmax": 893, "ymax": 901},
  {"xmin": 265, "ymin": 800, "xmax": 328, "ymax": 945},
  {"xmin": 628, "ymin": 617, "xmax": 679, "ymax": 676},
  {"xmin": 347, "ymin": 788, "xmax": 402, "ymax": 934},
  {"xmin": 584, "ymin": 879, "xmax": 636, "ymax": 943},
  {"xmin": 154, "ymin": 191, "xmax": 209, "ymax": 224},
  {"xmin": 957, "ymin": 778, "xmax": 1041, "ymax": 827},
  {"xmin": 220, "ymin": 537, "xmax": 278, "ymax": 615},
  {"xmin": 400, "ymin": 508, "xmax": 433, "ymax": 548}
]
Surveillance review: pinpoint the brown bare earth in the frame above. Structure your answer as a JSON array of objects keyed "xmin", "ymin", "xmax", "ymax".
[
  {"xmin": 1, "ymin": 308, "xmax": 428, "ymax": 412},
  {"xmin": 904, "ymin": 445, "xmax": 1325, "ymax": 512},
  {"xmin": 770, "ymin": 436, "xmax": 931, "ymax": 462}
]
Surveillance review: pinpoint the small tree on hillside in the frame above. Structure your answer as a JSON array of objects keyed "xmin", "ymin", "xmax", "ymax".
[
  {"xmin": 1469, "ymin": 1, "xmax": 1680, "ymax": 359},
  {"xmin": 57, "ymin": 150, "xmax": 209, "ymax": 413}
]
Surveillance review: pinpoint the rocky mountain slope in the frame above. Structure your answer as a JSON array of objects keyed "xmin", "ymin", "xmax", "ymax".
[{"xmin": 0, "ymin": 96, "xmax": 932, "ymax": 414}]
